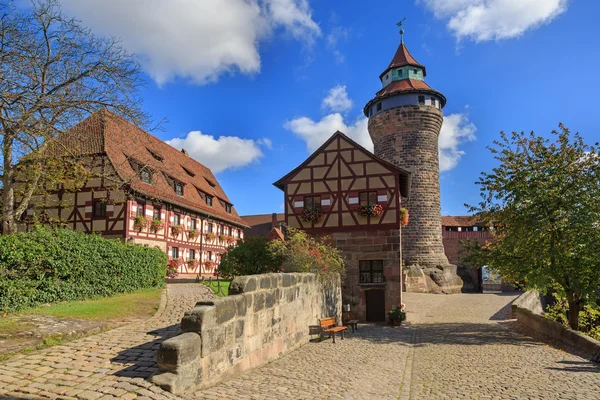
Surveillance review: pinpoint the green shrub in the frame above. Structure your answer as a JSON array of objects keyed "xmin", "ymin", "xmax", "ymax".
[
  {"xmin": 0, "ymin": 227, "xmax": 167, "ymax": 312},
  {"xmin": 217, "ymin": 236, "xmax": 284, "ymax": 279},
  {"xmin": 544, "ymin": 292, "xmax": 600, "ymax": 340}
]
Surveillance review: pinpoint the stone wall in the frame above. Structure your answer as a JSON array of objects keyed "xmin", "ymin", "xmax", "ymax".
[
  {"xmin": 151, "ymin": 273, "xmax": 342, "ymax": 394},
  {"xmin": 333, "ymin": 229, "xmax": 401, "ymax": 321},
  {"xmin": 368, "ymin": 104, "xmax": 462, "ymax": 293}
]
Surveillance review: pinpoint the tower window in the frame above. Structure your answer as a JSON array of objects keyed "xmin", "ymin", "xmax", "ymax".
[
  {"xmin": 418, "ymin": 96, "xmax": 425, "ymax": 104},
  {"xmin": 430, "ymin": 97, "xmax": 436, "ymax": 107},
  {"xmin": 398, "ymin": 69, "xmax": 402, "ymax": 76},
  {"xmin": 376, "ymin": 102, "xmax": 382, "ymax": 111},
  {"xmin": 413, "ymin": 69, "xmax": 418, "ymax": 74},
  {"xmin": 385, "ymin": 74, "xmax": 389, "ymax": 80}
]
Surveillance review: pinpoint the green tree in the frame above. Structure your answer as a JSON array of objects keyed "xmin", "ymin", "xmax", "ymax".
[
  {"xmin": 462, "ymin": 124, "xmax": 600, "ymax": 330},
  {"xmin": 269, "ymin": 228, "xmax": 345, "ymax": 281},
  {"xmin": 217, "ymin": 236, "xmax": 285, "ymax": 279},
  {"xmin": 0, "ymin": 0, "xmax": 148, "ymax": 234}
]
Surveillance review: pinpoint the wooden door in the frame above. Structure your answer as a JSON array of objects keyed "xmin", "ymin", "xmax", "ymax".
[{"xmin": 365, "ymin": 289, "xmax": 386, "ymax": 322}]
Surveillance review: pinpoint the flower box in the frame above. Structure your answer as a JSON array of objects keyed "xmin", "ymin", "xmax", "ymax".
[
  {"xmin": 150, "ymin": 219, "xmax": 164, "ymax": 233},
  {"xmin": 219, "ymin": 234, "xmax": 227, "ymax": 242},
  {"xmin": 300, "ymin": 207, "xmax": 323, "ymax": 223},
  {"xmin": 187, "ymin": 229, "xmax": 198, "ymax": 240},
  {"xmin": 399, "ymin": 208, "xmax": 409, "ymax": 226},
  {"xmin": 134, "ymin": 216, "xmax": 149, "ymax": 230},
  {"xmin": 358, "ymin": 204, "xmax": 384, "ymax": 217},
  {"xmin": 166, "ymin": 259, "xmax": 179, "ymax": 279},
  {"xmin": 205, "ymin": 232, "xmax": 216, "ymax": 241},
  {"xmin": 171, "ymin": 225, "xmax": 183, "ymax": 237}
]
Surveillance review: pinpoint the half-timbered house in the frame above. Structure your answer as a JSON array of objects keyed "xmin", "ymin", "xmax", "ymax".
[
  {"xmin": 274, "ymin": 131, "xmax": 411, "ymax": 321},
  {"xmin": 20, "ymin": 111, "xmax": 246, "ymax": 277}
]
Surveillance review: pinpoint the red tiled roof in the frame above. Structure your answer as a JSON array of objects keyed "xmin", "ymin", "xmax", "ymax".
[
  {"xmin": 241, "ymin": 213, "xmax": 285, "ymax": 227},
  {"xmin": 442, "ymin": 216, "xmax": 484, "ymax": 227},
  {"xmin": 267, "ymin": 227, "xmax": 285, "ymax": 241},
  {"xmin": 376, "ymin": 79, "xmax": 434, "ymax": 97},
  {"xmin": 381, "ymin": 42, "xmax": 426, "ymax": 78},
  {"xmin": 53, "ymin": 111, "xmax": 246, "ymax": 227}
]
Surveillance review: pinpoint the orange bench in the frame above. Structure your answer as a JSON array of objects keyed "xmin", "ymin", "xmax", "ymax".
[{"xmin": 319, "ymin": 317, "xmax": 347, "ymax": 343}]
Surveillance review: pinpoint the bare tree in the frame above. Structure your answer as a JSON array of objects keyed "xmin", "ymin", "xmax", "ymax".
[{"xmin": 0, "ymin": 0, "xmax": 149, "ymax": 234}]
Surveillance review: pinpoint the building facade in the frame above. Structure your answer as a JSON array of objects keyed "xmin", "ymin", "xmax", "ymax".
[
  {"xmin": 273, "ymin": 131, "xmax": 411, "ymax": 322},
  {"xmin": 364, "ymin": 33, "xmax": 463, "ymax": 294},
  {"xmin": 20, "ymin": 111, "xmax": 246, "ymax": 276}
]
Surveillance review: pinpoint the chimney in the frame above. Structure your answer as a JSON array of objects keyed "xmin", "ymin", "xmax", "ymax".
[
  {"xmin": 271, "ymin": 213, "xmax": 278, "ymax": 230},
  {"xmin": 181, "ymin": 148, "xmax": 188, "ymax": 155}
]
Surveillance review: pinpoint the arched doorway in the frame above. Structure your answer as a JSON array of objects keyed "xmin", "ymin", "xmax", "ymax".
[{"xmin": 365, "ymin": 289, "xmax": 386, "ymax": 322}]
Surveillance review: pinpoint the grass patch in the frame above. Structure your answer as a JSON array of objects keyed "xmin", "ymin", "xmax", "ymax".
[
  {"xmin": 24, "ymin": 288, "xmax": 163, "ymax": 321},
  {"xmin": 202, "ymin": 279, "xmax": 231, "ymax": 297}
]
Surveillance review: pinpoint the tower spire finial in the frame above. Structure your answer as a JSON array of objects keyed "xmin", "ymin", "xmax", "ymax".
[{"xmin": 396, "ymin": 18, "xmax": 406, "ymax": 44}]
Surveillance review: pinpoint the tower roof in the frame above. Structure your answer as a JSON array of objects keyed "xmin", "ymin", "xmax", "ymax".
[{"xmin": 379, "ymin": 42, "xmax": 426, "ymax": 79}]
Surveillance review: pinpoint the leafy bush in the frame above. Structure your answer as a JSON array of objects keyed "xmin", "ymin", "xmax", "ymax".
[
  {"xmin": 545, "ymin": 292, "xmax": 600, "ymax": 340},
  {"xmin": 217, "ymin": 236, "xmax": 284, "ymax": 279},
  {"xmin": 269, "ymin": 228, "xmax": 345, "ymax": 281},
  {"xmin": 0, "ymin": 227, "xmax": 167, "ymax": 312}
]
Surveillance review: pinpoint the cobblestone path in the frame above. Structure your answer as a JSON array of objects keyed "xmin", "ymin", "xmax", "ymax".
[
  {"xmin": 0, "ymin": 284, "xmax": 213, "ymax": 400},
  {"xmin": 194, "ymin": 293, "xmax": 600, "ymax": 400}
]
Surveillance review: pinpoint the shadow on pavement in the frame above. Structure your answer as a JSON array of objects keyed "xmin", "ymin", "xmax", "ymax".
[
  {"xmin": 546, "ymin": 360, "xmax": 600, "ymax": 373},
  {"xmin": 110, "ymin": 322, "xmax": 180, "ymax": 378}
]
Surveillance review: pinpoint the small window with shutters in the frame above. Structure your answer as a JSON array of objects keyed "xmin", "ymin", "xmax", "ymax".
[
  {"xmin": 188, "ymin": 249, "xmax": 195, "ymax": 261},
  {"xmin": 137, "ymin": 203, "xmax": 145, "ymax": 217},
  {"xmin": 304, "ymin": 196, "xmax": 321, "ymax": 209},
  {"xmin": 153, "ymin": 207, "xmax": 161, "ymax": 221},
  {"xmin": 359, "ymin": 191, "xmax": 378, "ymax": 207},
  {"xmin": 171, "ymin": 247, "xmax": 179, "ymax": 259},
  {"xmin": 190, "ymin": 218, "xmax": 197, "ymax": 230},
  {"xmin": 93, "ymin": 200, "xmax": 106, "ymax": 218},
  {"xmin": 173, "ymin": 213, "xmax": 181, "ymax": 226}
]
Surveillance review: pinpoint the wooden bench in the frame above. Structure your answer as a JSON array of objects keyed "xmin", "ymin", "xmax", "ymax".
[{"xmin": 319, "ymin": 317, "xmax": 347, "ymax": 343}]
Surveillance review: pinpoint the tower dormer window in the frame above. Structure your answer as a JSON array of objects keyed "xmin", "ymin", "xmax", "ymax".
[
  {"xmin": 418, "ymin": 96, "xmax": 425, "ymax": 105},
  {"xmin": 377, "ymin": 102, "xmax": 382, "ymax": 111},
  {"xmin": 398, "ymin": 69, "xmax": 402, "ymax": 76}
]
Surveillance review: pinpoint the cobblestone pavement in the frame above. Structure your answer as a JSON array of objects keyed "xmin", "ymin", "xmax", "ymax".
[
  {"xmin": 194, "ymin": 292, "xmax": 600, "ymax": 400},
  {"xmin": 0, "ymin": 284, "xmax": 213, "ymax": 400}
]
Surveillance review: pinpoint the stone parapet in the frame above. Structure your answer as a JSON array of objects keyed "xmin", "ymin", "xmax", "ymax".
[{"xmin": 151, "ymin": 273, "xmax": 342, "ymax": 394}]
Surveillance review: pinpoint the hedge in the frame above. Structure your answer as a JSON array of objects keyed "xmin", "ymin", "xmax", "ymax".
[{"xmin": 0, "ymin": 227, "xmax": 167, "ymax": 312}]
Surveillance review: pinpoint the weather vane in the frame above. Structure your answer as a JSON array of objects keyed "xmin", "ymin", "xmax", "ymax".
[{"xmin": 397, "ymin": 17, "xmax": 406, "ymax": 43}]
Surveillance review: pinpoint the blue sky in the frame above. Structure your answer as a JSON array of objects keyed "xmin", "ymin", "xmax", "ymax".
[{"xmin": 58, "ymin": 0, "xmax": 599, "ymax": 216}]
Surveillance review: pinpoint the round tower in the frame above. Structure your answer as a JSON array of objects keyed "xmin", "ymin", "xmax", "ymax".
[{"xmin": 364, "ymin": 30, "xmax": 462, "ymax": 293}]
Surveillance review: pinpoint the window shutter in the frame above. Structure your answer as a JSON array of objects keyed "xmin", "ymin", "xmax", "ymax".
[
  {"xmin": 293, "ymin": 196, "xmax": 304, "ymax": 212},
  {"xmin": 106, "ymin": 204, "xmax": 114, "ymax": 217},
  {"xmin": 377, "ymin": 189, "xmax": 388, "ymax": 205},
  {"xmin": 347, "ymin": 191, "xmax": 359, "ymax": 210},
  {"xmin": 85, "ymin": 201, "xmax": 93, "ymax": 218},
  {"xmin": 321, "ymin": 194, "xmax": 331, "ymax": 211},
  {"xmin": 145, "ymin": 205, "xmax": 154, "ymax": 218}
]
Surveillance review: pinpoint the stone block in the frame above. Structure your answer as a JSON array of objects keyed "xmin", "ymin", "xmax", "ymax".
[
  {"xmin": 156, "ymin": 333, "xmax": 201, "ymax": 372},
  {"xmin": 181, "ymin": 305, "xmax": 216, "ymax": 333},
  {"xmin": 229, "ymin": 276, "xmax": 258, "ymax": 295},
  {"xmin": 265, "ymin": 291, "xmax": 275, "ymax": 308},
  {"xmin": 259, "ymin": 276, "xmax": 271, "ymax": 289},
  {"xmin": 253, "ymin": 292, "xmax": 265, "ymax": 312},
  {"xmin": 201, "ymin": 327, "xmax": 227, "ymax": 355},
  {"xmin": 235, "ymin": 295, "xmax": 247, "ymax": 317}
]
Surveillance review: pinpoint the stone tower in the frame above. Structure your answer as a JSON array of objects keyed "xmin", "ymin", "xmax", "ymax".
[{"xmin": 363, "ymin": 31, "xmax": 463, "ymax": 293}]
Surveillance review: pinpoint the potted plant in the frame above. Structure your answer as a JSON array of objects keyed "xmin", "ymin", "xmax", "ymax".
[
  {"xmin": 227, "ymin": 235, "xmax": 237, "ymax": 244},
  {"xmin": 205, "ymin": 232, "xmax": 216, "ymax": 241},
  {"xmin": 188, "ymin": 229, "xmax": 197, "ymax": 240},
  {"xmin": 166, "ymin": 260, "xmax": 179, "ymax": 279},
  {"xmin": 388, "ymin": 305, "xmax": 407, "ymax": 326},
  {"xmin": 358, "ymin": 204, "xmax": 384, "ymax": 217},
  {"xmin": 203, "ymin": 260, "xmax": 215, "ymax": 270},
  {"xmin": 134, "ymin": 215, "xmax": 149, "ymax": 230},
  {"xmin": 219, "ymin": 234, "xmax": 227, "ymax": 242},
  {"xmin": 399, "ymin": 208, "xmax": 409, "ymax": 226},
  {"xmin": 150, "ymin": 219, "xmax": 164, "ymax": 233},
  {"xmin": 171, "ymin": 225, "xmax": 183, "ymax": 237},
  {"xmin": 187, "ymin": 259, "xmax": 197, "ymax": 269},
  {"xmin": 300, "ymin": 207, "xmax": 323, "ymax": 223}
]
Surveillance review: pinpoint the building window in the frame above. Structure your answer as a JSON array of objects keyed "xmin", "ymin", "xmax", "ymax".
[
  {"xmin": 304, "ymin": 195, "xmax": 321, "ymax": 209},
  {"xmin": 397, "ymin": 69, "xmax": 402, "ymax": 76},
  {"xmin": 171, "ymin": 247, "xmax": 179, "ymax": 259},
  {"xmin": 93, "ymin": 200, "xmax": 106, "ymax": 218},
  {"xmin": 205, "ymin": 178, "xmax": 216, "ymax": 188},
  {"xmin": 418, "ymin": 95, "xmax": 425, "ymax": 104},
  {"xmin": 359, "ymin": 191, "xmax": 378, "ymax": 207},
  {"xmin": 237, "ymin": 229, "xmax": 242, "ymax": 238},
  {"xmin": 225, "ymin": 204, "xmax": 232, "ymax": 214},
  {"xmin": 140, "ymin": 169, "xmax": 152, "ymax": 184},
  {"xmin": 359, "ymin": 260, "xmax": 384, "ymax": 283},
  {"xmin": 208, "ymin": 223, "xmax": 214, "ymax": 233},
  {"xmin": 376, "ymin": 102, "xmax": 382, "ymax": 111},
  {"xmin": 181, "ymin": 166, "xmax": 195, "ymax": 177},
  {"xmin": 188, "ymin": 249, "xmax": 195, "ymax": 261},
  {"xmin": 430, "ymin": 97, "xmax": 436, "ymax": 107},
  {"xmin": 385, "ymin": 74, "xmax": 388, "ymax": 80},
  {"xmin": 173, "ymin": 213, "xmax": 181, "ymax": 226},
  {"xmin": 190, "ymin": 218, "xmax": 197, "ymax": 230},
  {"xmin": 174, "ymin": 181, "xmax": 184, "ymax": 196},
  {"xmin": 206, "ymin": 195, "xmax": 213, "ymax": 207},
  {"xmin": 147, "ymin": 148, "xmax": 163, "ymax": 162},
  {"xmin": 153, "ymin": 207, "xmax": 161, "ymax": 221},
  {"xmin": 207, "ymin": 251, "xmax": 212, "ymax": 260},
  {"xmin": 136, "ymin": 203, "xmax": 145, "ymax": 217},
  {"xmin": 413, "ymin": 69, "xmax": 418, "ymax": 74}
]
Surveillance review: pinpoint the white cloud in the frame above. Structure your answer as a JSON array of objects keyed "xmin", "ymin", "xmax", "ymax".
[
  {"xmin": 326, "ymin": 25, "xmax": 351, "ymax": 63},
  {"xmin": 257, "ymin": 138, "xmax": 273, "ymax": 149},
  {"xmin": 285, "ymin": 114, "xmax": 371, "ymax": 153},
  {"xmin": 167, "ymin": 131, "xmax": 268, "ymax": 173},
  {"xmin": 60, "ymin": 0, "xmax": 321, "ymax": 85},
  {"xmin": 321, "ymin": 85, "xmax": 353, "ymax": 113},
  {"xmin": 439, "ymin": 113, "xmax": 477, "ymax": 171},
  {"xmin": 418, "ymin": 0, "xmax": 568, "ymax": 42}
]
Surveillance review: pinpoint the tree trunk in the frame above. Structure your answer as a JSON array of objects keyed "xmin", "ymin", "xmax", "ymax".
[
  {"xmin": 2, "ymin": 137, "xmax": 16, "ymax": 235},
  {"xmin": 565, "ymin": 290, "xmax": 583, "ymax": 331}
]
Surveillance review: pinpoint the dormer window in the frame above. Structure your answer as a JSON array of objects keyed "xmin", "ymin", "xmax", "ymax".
[
  {"xmin": 205, "ymin": 178, "xmax": 216, "ymax": 188},
  {"xmin": 181, "ymin": 166, "xmax": 195, "ymax": 177},
  {"xmin": 413, "ymin": 69, "xmax": 418, "ymax": 74},
  {"xmin": 398, "ymin": 69, "xmax": 402, "ymax": 76},
  {"xmin": 140, "ymin": 169, "xmax": 152, "ymax": 184},
  {"xmin": 174, "ymin": 181, "xmax": 184, "ymax": 196},
  {"xmin": 376, "ymin": 102, "xmax": 382, "ymax": 112},
  {"xmin": 206, "ymin": 195, "xmax": 213, "ymax": 207},
  {"xmin": 225, "ymin": 204, "xmax": 232, "ymax": 214},
  {"xmin": 418, "ymin": 95, "xmax": 425, "ymax": 105},
  {"xmin": 147, "ymin": 149, "xmax": 163, "ymax": 162}
]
